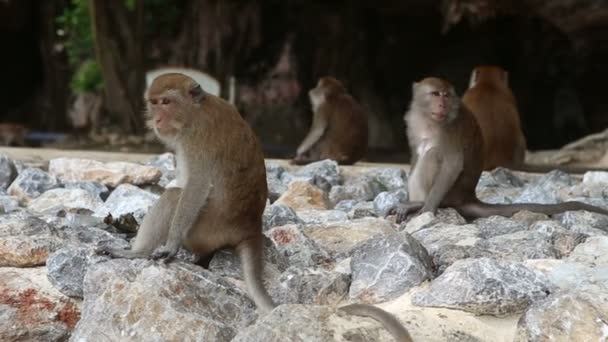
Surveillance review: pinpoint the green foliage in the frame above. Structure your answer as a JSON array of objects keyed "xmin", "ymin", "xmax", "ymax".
[
  {"xmin": 70, "ymin": 59, "xmax": 103, "ymax": 93},
  {"xmin": 56, "ymin": 0, "xmax": 94, "ymax": 67}
]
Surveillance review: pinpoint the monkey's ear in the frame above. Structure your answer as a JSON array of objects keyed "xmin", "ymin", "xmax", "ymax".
[
  {"xmin": 412, "ymin": 82, "xmax": 419, "ymax": 91},
  {"xmin": 189, "ymin": 83, "xmax": 205, "ymax": 103},
  {"xmin": 469, "ymin": 69, "xmax": 479, "ymax": 88}
]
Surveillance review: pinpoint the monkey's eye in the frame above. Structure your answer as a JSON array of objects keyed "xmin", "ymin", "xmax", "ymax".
[
  {"xmin": 150, "ymin": 99, "xmax": 158, "ymax": 105},
  {"xmin": 430, "ymin": 91, "xmax": 440, "ymax": 96},
  {"xmin": 161, "ymin": 98, "xmax": 171, "ymax": 105}
]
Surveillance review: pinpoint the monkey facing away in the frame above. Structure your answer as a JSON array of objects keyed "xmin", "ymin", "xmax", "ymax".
[
  {"xmin": 99, "ymin": 73, "xmax": 275, "ymax": 312},
  {"xmin": 292, "ymin": 76, "xmax": 368, "ymax": 165},
  {"xmin": 389, "ymin": 77, "xmax": 608, "ymax": 223},
  {"xmin": 463, "ymin": 65, "xmax": 607, "ymax": 173}
]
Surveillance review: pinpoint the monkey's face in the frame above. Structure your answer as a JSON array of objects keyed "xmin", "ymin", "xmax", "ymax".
[
  {"xmin": 145, "ymin": 90, "xmax": 185, "ymax": 138},
  {"xmin": 413, "ymin": 79, "xmax": 458, "ymax": 123}
]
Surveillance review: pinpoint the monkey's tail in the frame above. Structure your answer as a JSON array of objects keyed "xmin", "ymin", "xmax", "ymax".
[
  {"xmin": 339, "ymin": 304, "xmax": 413, "ymax": 342},
  {"xmin": 514, "ymin": 163, "xmax": 608, "ymax": 174},
  {"xmin": 457, "ymin": 200, "xmax": 608, "ymax": 218},
  {"xmin": 237, "ymin": 236, "xmax": 276, "ymax": 313}
]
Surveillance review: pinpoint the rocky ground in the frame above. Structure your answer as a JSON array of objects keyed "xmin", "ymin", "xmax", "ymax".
[{"xmin": 0, "ymin": 151, "xmax": 607, "ymax": 341}]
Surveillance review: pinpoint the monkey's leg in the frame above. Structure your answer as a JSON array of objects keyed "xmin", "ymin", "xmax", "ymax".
[
  {"xmin": 387, "ymin": 202, "xmax": 424, "ymax": 224},
  {"xmin": 236, "ymin": 235, "xmax": 275, "ymax": 313},
  {"xmin": 98, "ymin": 188, "xmax": 181, "ymax": 259}
]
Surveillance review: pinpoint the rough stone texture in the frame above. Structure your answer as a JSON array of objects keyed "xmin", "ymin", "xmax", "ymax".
[
  {"xmin": 475, "ymin": 230, "xmax": 560, "ymax": 261},
  {"xmin": 28, "ymin": 188, "xmax": 104, "ymax": 215},
  {"xmin": 286, "ymin": 159, "xmax": 342, "ymax": 187},
  {"xmin": 93, "ymin": 184, "xmax": 159, "ymax": 223},
  {"xmin": 556, "ymin": 210, "xmax": 608, "ymax": 236},
  {"xmin": 232, "ymin": 304, "xmax": 393, "ymax": 342},
  {"xmin": 49, "ymin": 157, "xmax": 161, "ymax": 187},
  {"xmin": 362, "ymin": 167, "xmax": 408, "ymax": 192},
  {"xmin": 46, "ymin": 246, "xmax": 110, "ymax": 298},
  {"xmin": 270, "ymin": 266, "xmax": 350, "ymax": 305},
  {"xmin": 402, "ymin": 209, "xmax": 467, "ymax": 234},
  {"xmin": 347, "ymin": 201, "xmax": 377, "ymax": 219},
  {"xmin": 0, "ymin": 267, "xmax": 81, "ymax": 342},
  {"xmin": 412, "ymin": 258, "xmax": 552, "ymax": 316},
  {"xmin": 473, "ymin": 215, "xmax": 530, "ymax": 239},
  {"xmin": 71, "ymin": 259, "xmax": 258, "ymax": 342},
  {"xmin": 266, "ymin": 224, "xmax": 331, "ymax": 268},
  {"xmin": 333, "ymin": 199, "xmax": 358, "ymax": 212},
  {"xmin": 411, "ymin": 223, "xmax": 481, "ymax": 257},
  {"xmin": 59, "ymin": 226, "xmax": 130, "ymax": 251},
  {"xmin": 516, "ymin": 170, "xmax": 575, "ymax": 204},
  {"xmin": 274, "ymin": 181, "xmax": 329, "ymax": 211},
  {"xmin": 582, "ymin": 170, "xmax": 608, "ymax": 185},
  {"xmin": 303, "ymin": 217, "xmax": 397, "ymax": 257},
  {"xmin": 515, "ymin": 292, "xmax": 608, "ymax": 342},
  {"xmin": 145, "ymin": 152, "xmax": 176, "ymax": 188},
  {"xmin": 349, "ymin": 233, "xmax": 433, "ymax": 302},
  {"xmin": 7, "ymin": 167, "xmax": 60, "ymax": 203},
  {"xmin": 373, "ymin": 189, "xmax": 407, "ymax": 217},
  {"xmin": 265, "ymin": 162, "xmax": 288, "ymax": 202},
  {"xmin": 63, "ymin": 181, "xmax": 110, "ymax": 200},
  {"xmin": 262, "ymin": 203, "xmax": 303, "ymax": 232},
  {"xmin": 298, "ymin": 209, "xmax": 348, "ymax": 225},
  {"xmin": 567, "ymin": 236, "xmax": 608, "ymax": 266},
  {"xmin": 328, "ymin": 181, "xmax": 377, "ymax": 206},
  {"xmin": 0, "ymin": 194, "xmax": 20, "ymax": 213},
  {"xmin": 0, "ymin": 153, "xmax": 17, "ymax": 190}
]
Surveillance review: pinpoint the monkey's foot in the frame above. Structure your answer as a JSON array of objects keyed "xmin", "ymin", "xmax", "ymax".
[
  {"xmin": 149, "ymin": 245, "xmax": 178, "ymax": 263},
  {"xmin": 387, "ymin": 202, "xmax": 424, "ymax": 223},
  {"xmin": 95, "ymin": 246, "xmax": 147, "ymax": 259}
]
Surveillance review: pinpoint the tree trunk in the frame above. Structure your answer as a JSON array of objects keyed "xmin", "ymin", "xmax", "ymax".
[{"xmin": 89, "ymin": 0, "xmax": 145, "ymax": 134}]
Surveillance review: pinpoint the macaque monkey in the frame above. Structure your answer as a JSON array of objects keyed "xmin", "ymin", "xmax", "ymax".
[
  {"xmin": 292, "ymin": 76, "xmax": 368, "ymax": 165},
  {"xmin": 340, "ymin": 304, "xmax": 413, "ymax": 342},
  {"xmin": 0, "ymin": 123, "xmax": 27, "ymax": 146},
  {"xmin": 389, "ymin": 77, "xmax": 608, "ymax": 223},
  {"xmin": 463, "ymin": 65, "xmax": 607, "ymax": 173},
  {"xmin": 99, "ymin": 73, "xmax": 275, "ymax": 313}
]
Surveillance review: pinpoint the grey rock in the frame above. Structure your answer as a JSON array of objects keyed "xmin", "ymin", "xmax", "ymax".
[
  {"xmin": 262, "ymin": 203, "xmax": 302, "ymax": 232},
  {"xmin": 58, "ymin": 226, "xmax": 130, "ymax": 250},
  {"xmin": 0, "ymin": 153, "xmax": 17, "ymax": 190},
  {"xmin": 373, "ymin": 189, "xmax": 407, "ymax": 217},
  {"xmin": 297, "ymin": 209, "xmax": 348, "ymax": 225},
  {"xmin": 363, "ymin": 167, "xmax": 408, "ymax": 192},
  {"xmin": 477, "ymin": 167, "xmax": 525, "ymax": 188},
  {"xmin": 328, "ymin": 182, "xmax": 376, "ymax": 206},
  {"xmin": 348, "ymin": 201, "xmax": 377, "ymax": 219},
  {"xmin": 556, "ymin": 210, "xmax": 608, "ymax": 236},
  {"xmin": 473, "ymin": 215, "xmax": 530, "ymax": 239},
  {"xmin": 333, "ymin": 199, "xmax": 358, "ymax": 212},
  {"xmin": 0, "ymin": 212, "xmax": 55, "ymax": 237},
  {"xmin": 0, "ymin": 195, "xmax": 20, "ymax": 214},
  {"xmin": 28, "ymin": 188, "xmax": 104, "ymax": 215},
  {"xmin": 411, "ymin": 223, "xmax": 481, "ymax": 256},
  {"xmin": 475, "ymin": 230, "xmax": 559, "ymax": 261},
  {"xmin": 265, "ymin": 162, "xmax": 288, "ymax": 202},
  {"xmin": 402, "ymin": 210, "xmax": 466, "ymax": 235},
  {"xmin": 265, "ymin": 224, "xmax": 330, "ymax": 268},
  {"xmin": 209, "ymin": 239, "xmax": 288, "ymax": 281},
  {"xmin": 63, "ymin": 181, "xmax": 110, "ymax": 200},
  {"xmin": 94, "ymin": 184, "xmax": 159, "ymax": 223},
  {"xmin": 270, "ymin": 266, "xmax": 350, "ymax": 305},
  {"xmin": 146, "ymin": 152, "xmax": 176, "ymax": 187},
  {"xmin": 412, "ymin": 258, "xmax": 552, "ymax": 316},
  {"xmin": 567, "ymin": 236, "xmax": 608, "ymax": 266},
  {"xmin": 47, "ymin": 246, "xmax": 109, "ymax": 298},
  {"xmin": 515, "ymin": 292, "xmax": 608, "ymax": 342},
  {"xmin": 349, "ymin": 233, "xmax": 432, "ymax": 302},
  {"xmin": 516, "ymin": 170, "xmax": 576, "ymax": 204},
  {"xmin": 7, "ymin": 167, "xmax": 59, "ymax": 203},
  {"xmin": 287, "ymin": 159, "xmax": 341, "ymax": 187},
  {"xmin": 71, "ymin": 259, "xmax": 258, "ymax": 342}
]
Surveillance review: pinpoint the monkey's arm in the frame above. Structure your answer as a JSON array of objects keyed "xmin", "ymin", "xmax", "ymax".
[
  {"xmin": 421, "ymin": 149, "xmax": 462, "ymax": 213},
  {"xmin": 151, "ymin": 178, "xmax": 211, "ymax": 261},
  {"xmin": 296, "ymin": 112, "xmax": 328, "ymax": 155}
]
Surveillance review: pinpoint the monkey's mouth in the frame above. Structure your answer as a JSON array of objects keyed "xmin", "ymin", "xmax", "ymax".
[{"xmin": 431, "ymin": 112, "xmax": 447, "ymax": 121}]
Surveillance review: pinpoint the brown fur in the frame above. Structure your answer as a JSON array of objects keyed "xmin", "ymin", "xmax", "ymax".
[
  {"xmin": 390, "ymin": 77, "xmax": 608, "ymax": 222},
  {"xmin": 99, "ymin": 73, "xmax": 275, "ymax": 312},
  {"xmin": 292, "ymin": 76, "xmax": 368, "ymax": 165},
  {"xmin": 0, "ymin": 123, "xmax": 27, "ymax": 146}
]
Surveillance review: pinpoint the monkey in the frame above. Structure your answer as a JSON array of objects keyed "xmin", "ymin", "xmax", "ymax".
[
  {"xmin": 0, "ymin": 123, "xmax": 27, "ymax": 146},
  {"xmin": 291, "ymin": 76, "xmax": 368, "ymax": 165},
  {"xmin": 339, "ymin": 304, "xmax": 413, "ymax": 342},
  {"xmin": 462, "ymin": 65, "xmax": 608, "ymax": 173},
  {"xmin": 98, "ymin": 73, "xmax": 275, "ymax": 313},
  {"xmin": 388, "ymin": 77, "xmax": 608, "ymax": 223}
]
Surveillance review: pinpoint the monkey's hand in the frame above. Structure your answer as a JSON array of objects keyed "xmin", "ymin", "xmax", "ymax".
[
  {"xmin": 150, "ymin": 243, "xmax": 179, "ymax": 263},
  {"xmin": 386, "ymin": 202, "xmax": 425, "ymax": 223}
]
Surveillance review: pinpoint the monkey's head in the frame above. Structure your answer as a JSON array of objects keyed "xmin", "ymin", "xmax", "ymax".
[
  {"xmin": 308, "ymin": 76, "xmax": 346, "ymax": 111},
  {"xmin": 145, "ymin": 73, "xmax": 206, "ymax": 140},
  {"xmin": 412, "ymin": 77, "xmax": 459, "ymax": 123},
  {"xmin": 469, "ymin": 65, "xmax": 508, "ymax": 89}
]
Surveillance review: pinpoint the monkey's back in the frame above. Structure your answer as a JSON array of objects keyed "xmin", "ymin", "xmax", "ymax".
[
  {"xmin": 320, "ymin": 94, "xmax": 368, "ymax": 164},
  {"xmin": 463, "ymin": 84, "xmax": 526, "ymax": 170}
]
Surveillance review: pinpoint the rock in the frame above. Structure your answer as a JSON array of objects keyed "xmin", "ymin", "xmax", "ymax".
[
  {"xmin": 349, "ymin": 233, "xmax": 432, "ymax": 302},
  {"xmin": 28, "ymin": 188, "xmax": 104, "ymax": 215},
  {"xmin": 274, "ymin": 181, "xmax": 329, "ymax": 211},
  {"xmin": 49, "ymin": 157, "xmax": 161, "ymax": 187},
  {"xmin": 556, "ymin": 210, "xmax": 608, "ymax": 236},
  {"xmin": 411, "ymin": 223, "xmax": 481, "ymax": 256},
  {"xmin": 145, "ymin": 152, "xmax": 176, "ymax": 187},
  {"xmin": 567, "ymin": 236, "xmax": 608, "ymax": 266},
  {"xmin": 7, "ymin": 167, "xmax": 60, "ymax": 203},
  {"xmin": 265, "ymin": 162, "xmax": 288, "ymax": 202},
  {"xmin": 412, "ymin": 258, "xmax": 552, "ymax": 316},
  {"xmin": 516, "ymin": 170, "xmax": 576, "ymax": 204},
  {"xmin": 47, "ymin": 246, "xmax": 109, "ymax": 298},
  {"xmin": 287, "ymin": 159, "xmax": 341, "ymax": 187},
  {"xmin": 302, "ymin": 217, "xmax": 397, "ymax": 257},
  {"xmin": 270, "ymin": 266, "xmax": 350, "ymax": 305},
  {"xmin": 0, "ymin": 212, "xmax": 62, "ymax": 267},
  {"xmin": 0, "ymin": 194, "xmax": 20, "ymax": 213},
  {"xmin": 208, "ymin": 239, "xmax": 288, "ymax": 281},
  {"xmin": 333, "ymin": 199, "xmax": 358, "ymax": 212},
  {"xmin": 71, "ymin": 259, "xmax": 258, "ymax": 341},
  {"xmin": 262, "ymin": 203, "xmax": 302, "ymax": 232},
  {"xmin": 530, "ymin": 220, "xmax": 586, "ymax": 257},
  {"xmin": 93, "ymin": 184, "xmax": 159, "ymax": 223},
  {"xmin": 328, "ymin": 181, "xmax": 377, "ymax": 206},
  {"xmin": 232, "ymin": 304, "xmax": 394, "ymax": 342},
  {"xmin": 0, "ymin": 267, "xmax": 80, "ymax": 342},
  {"xmin": 473, "ymin": 215, "xmax": 530, "ymax": 239},
  {"xmin": 63, "ymin": 181, "xmax": 110, "ymax": 200},
  {"xmin": 348, "ymin": 201, "xmax": 377, "ymax": 219},
  {"xmin": 582, "ymin": 171, "xmax": 608, "ymax": 185},
  {"xmin": 477, "ymin": 167, "xmax": 525, "ymax": 188},
  {"xmin": 515, "ymin": 292, "xmax": 608, "ymax": 342},
  {"xmin": 59, "ymin": 226, "xmax": 130, "ymax": 251},
  {"xmin": 0, "ymin": 153, "xmax": 17, "ymax": 190},
  {"xmin": 402, "ymin": 210, "xmax": 466, "ymax": 234},
  {"xmin": 373, "ymin": 189, "xmax": 407, "ymax": 217},
  {"xmin": 475, "ymin": 230, "xmax": 559, "ymax": 261},
  {"xmin": 362, "ymin": 167, "xmax": 408, "ymax": 192},
  {"xmin": 266, "ymin": 224, "xmax": 330, "ymax": 268},
  {"xmin": 297, "ymin": 209, "xmax": 348, "ymax": 225},
  {"xmin": 525, "ymin": 260, "xmax": 607, "ymax": 294}
]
